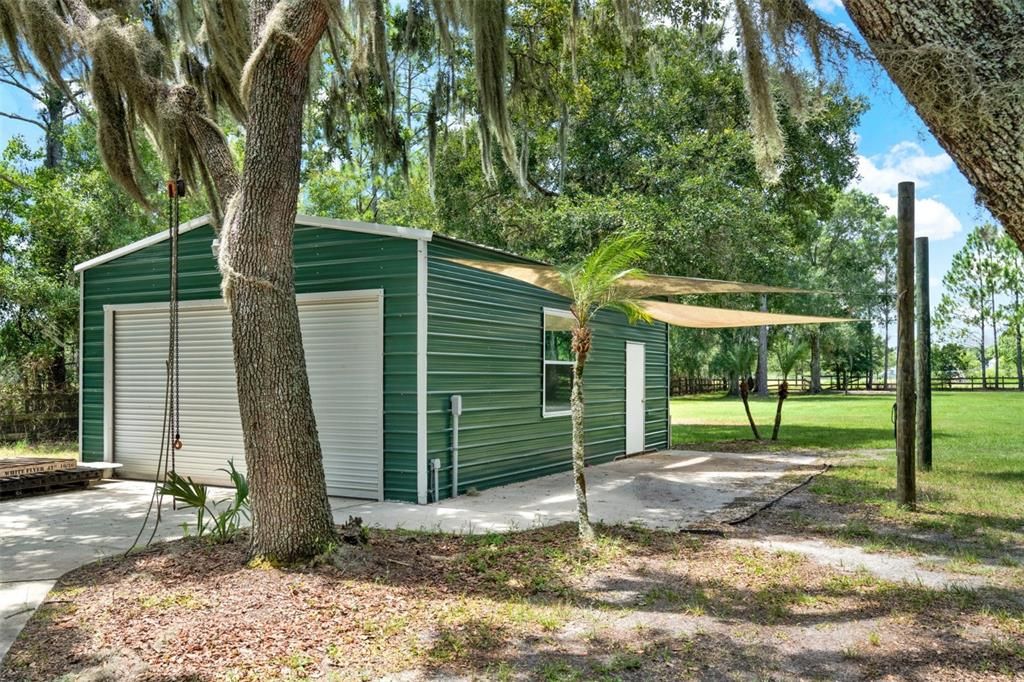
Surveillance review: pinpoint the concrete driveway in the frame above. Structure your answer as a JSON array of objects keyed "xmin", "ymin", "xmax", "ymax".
[
  {"xmin": 1, "ymin": 448, "xmax": 820, "ymax": 659},
  {"xmin": 331, "ymin": 449, "xmax": 822, "ymax": 533}
]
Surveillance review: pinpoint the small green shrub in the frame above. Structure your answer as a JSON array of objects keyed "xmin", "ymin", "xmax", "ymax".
[{"xmin": 159, "ymin": 460, "xmax": 249, "ymax": 542}]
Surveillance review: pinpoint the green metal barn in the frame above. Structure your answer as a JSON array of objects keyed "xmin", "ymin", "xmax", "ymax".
[{"xmin": 76, "ymin": 215, "xmax": 670, "ymax": 504}]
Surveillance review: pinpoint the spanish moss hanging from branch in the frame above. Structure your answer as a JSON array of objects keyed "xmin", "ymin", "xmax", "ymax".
[
  {"xmin": 735, "ymin": 0, "xmax": 784, "ymax": 183},
  {"xmin": 463, "ymin": 0, "xmax": 526, "ymax": 190}
]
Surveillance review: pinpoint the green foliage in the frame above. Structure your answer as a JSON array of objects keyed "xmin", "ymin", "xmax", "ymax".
[
  {"xmin": 932, "ymin": 343, "xmax": 971, "ymax": 380},
  {"xmin": 0, "ymin": 117, "xmax": 205, "ymax": 387},
  {"xmin": 936, "ymin": 224, "xmax": 1009, "ymax": 381},
  {"xmin": 773, "ymin": 336, "xmax": 809, "ymax": 380},
  {"xmin": 556, "ymin": 230, "xmax": 651, "ymax": 329},
  {"xmin": 159, "ymin": 460, "xmax": 250, "ymax": 543},
  {"xmin": 721, "ymin": 341, "xmax": 757, "ymax": 378}
]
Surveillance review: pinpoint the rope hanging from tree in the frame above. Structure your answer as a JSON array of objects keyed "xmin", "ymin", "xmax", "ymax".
[{"xmin": 127, "ymin": 176, "xmax": 186, "ymax": 554}]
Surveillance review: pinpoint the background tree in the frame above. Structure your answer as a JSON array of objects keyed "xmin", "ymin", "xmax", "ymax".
[
  {"xmin": 1, "ymin": 119, "xmax": 177, "ymax": 393},
  {"xmin": 936, "ymin": 225, "xmax": 1006, "ymax": 388},
  {"xmin": 996, "ymin": 233, "xmax": 1024, "ymax": 389},
  {"xmin": 771, "ymin": 334, "xmax": 808, "ymax": 440},
  {"xmin": 932, "ymin": 342, "xmax": 972, "ymax": 386},
  {"xmin": 721, "ymin": 341, "xmax": 760, "ymax": 439},
  {"xmin": 556, "ymin": 231, "xmax": 650, "ymax": 542},
  {"xmin": 784, "ymin": 190, "xmax": 889, "ymax": 392}
]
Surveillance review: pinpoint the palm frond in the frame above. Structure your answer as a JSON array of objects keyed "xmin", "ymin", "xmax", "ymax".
[
  {"xmin": 558, "ymin": 231, "xmax": 651, "ymax": 325},
  {"xmin": 722, "ymin": 342, "xmax": 757, "ymax": 375},
  {"xmin": 773, "ymin": 337, "xmax": 809, "ymax": 378},
  {"xmin": 218, "ymin": 459, "xmax": 248, "ymax": 510},
  {"xmin": 158, "ymin": 471, "xmax": 209, "ymax": 511},
  {"xmin": 605, "ymin": 298, "xmax": 653, "ymax": 325}
]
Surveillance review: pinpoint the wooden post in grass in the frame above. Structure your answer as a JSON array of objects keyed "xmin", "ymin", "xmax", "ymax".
[
  {"xmin": 896, "ymin": 182, "xmax": 917, "ymax": 508},
  {"xmin": 915, "ymin": 236, "xmax": 933, "ymax": 471}
]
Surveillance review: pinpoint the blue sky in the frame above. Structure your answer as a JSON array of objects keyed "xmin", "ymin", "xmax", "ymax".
[
  {"xmin": 807, "ymin": 0, "xmax": 992, "ymax": 302},
  {"xmin": 0, "ymin": 5, "xmax": 991, "ymax": 305}
]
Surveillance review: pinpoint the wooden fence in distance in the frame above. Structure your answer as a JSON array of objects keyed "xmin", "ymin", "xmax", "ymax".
[
  {"xmin": 0, "ymin": 390, "xmax": 78, "ymax": 442},
  {"xmin": 672, "ymin": 375, "xmax": 1024, "ymax": 396}
]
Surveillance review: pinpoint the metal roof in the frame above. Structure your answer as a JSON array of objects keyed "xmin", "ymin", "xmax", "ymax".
[{"xmin": 73, "ymin": 213, "xmax": 434, "ymax": 273}]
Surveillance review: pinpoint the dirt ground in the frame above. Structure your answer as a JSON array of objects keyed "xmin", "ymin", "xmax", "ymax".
[{"xmin": 3, "ymin": 471, "xmax": 1023, "ymax": 682}]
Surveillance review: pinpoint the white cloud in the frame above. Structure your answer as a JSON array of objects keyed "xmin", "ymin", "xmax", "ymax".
[
  {"xmin": 853, "ymin": 141, "xmax": 962, "ymax": 241},
  {"xmin": 807, "ymin": 0, "xmax": 843, "ymax": 12},
  {"xmin": 855, "ymin": 141, "xmax": 952, "ymax": 195},
  {"xmin": 875, "ymin": 194, "xmax": 962, "ymax": 241}
]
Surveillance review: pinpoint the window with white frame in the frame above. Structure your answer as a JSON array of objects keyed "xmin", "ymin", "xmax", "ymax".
[{"xmin": 543, "ymin": 309, "xmax": 574, "ymax": 417}]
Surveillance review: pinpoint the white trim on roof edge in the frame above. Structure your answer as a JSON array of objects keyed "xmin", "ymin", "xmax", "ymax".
[{"xmin": 74, "ymin": 213, "xmax": 434, "ymax": 273}]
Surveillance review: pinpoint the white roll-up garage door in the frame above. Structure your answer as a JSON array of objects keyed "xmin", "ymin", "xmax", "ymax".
[{"xmin": 110, "ymin": 292, "xmax": 384, "ymax": 499}]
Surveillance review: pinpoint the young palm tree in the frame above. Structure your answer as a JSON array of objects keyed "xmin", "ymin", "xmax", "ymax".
[
  {"xmin": 771, "ymin": 337, "xmax": 809, "ymax": 441},
  {"xmin": 557, "ymin": 232, "xmax": 651, "ymax": 542},
  {"xmin": 722, "ymin": 343, "xmax": 760, "ymax": 440}
]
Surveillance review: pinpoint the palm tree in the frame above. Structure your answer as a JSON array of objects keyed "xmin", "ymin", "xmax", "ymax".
[
  {"xmin": 557, "ymin": 232, "xmax": 651, "ymax": 542},
  {"xmin": 771, "ymin": 337, "xmax": 809, "ymax": 441},
  {"xmin": 722, "ymin": 343, "xmax": 760, "ymax": 440}
]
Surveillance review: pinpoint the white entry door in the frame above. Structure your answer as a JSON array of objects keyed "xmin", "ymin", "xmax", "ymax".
[
  {"xmin": 625, "ymin": 342, "xmax": 646, "ymax": 454},
  {"xmin": 110, "ymin": 292, "xmax": 384, "ymax": 499}
]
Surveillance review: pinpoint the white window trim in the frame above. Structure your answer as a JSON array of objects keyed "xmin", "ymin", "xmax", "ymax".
[{"xmin": 542, "ymin": 308, "xmax": 575, "ymax": 418}]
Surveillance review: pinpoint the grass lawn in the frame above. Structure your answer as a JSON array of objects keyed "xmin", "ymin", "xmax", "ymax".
[
  {"xmin": 0, "ymin": 440, "xmax": 76, "ymax": 459},
  {"xmin": 674, "ymin": 391, "xmax": 1024, "ymax": 570}
]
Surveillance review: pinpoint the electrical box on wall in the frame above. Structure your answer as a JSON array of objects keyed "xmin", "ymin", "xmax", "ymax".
[{"xmin": 450, "ymin": 394, "xmax": 462, "ymax": 417}]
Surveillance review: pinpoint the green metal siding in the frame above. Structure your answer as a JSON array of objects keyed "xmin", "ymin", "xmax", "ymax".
[
  {"xmin": 80, "ymin": 220, "xmax": 420, "ymax": 502},
  {"xmin": 426, "ymin": 237, "xmax": 669, "ymax": 498}
]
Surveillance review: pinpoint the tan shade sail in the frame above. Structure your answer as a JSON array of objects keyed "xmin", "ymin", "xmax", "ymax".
[
  {"xmin": 447, "ymin": 259, "xmax": 572, "ymax": 297},
  {"xmin": 639, "ymin": 300, "xmax": 855, "ymax": 329},
  {"xmin": 446, "ymin": 258, "xmax": 814, "ymax": 296}
]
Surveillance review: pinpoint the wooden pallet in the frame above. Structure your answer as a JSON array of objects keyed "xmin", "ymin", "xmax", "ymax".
[
  {"xmin": 0, "ymin": 464, "xmax": 101, "ymax": 498},
  {"xmin": 0, "ymin": 457, "xmax": 77, "ymax": 477}
]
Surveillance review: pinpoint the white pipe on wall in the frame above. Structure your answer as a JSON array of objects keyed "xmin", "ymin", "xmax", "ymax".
[{"xmin": 450, "ymin": 394, "xmax": 462, "ymax": 498}]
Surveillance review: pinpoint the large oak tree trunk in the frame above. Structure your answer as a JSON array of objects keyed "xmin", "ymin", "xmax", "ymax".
[
  {"xmin": 844, "ymin": 1, "xmax": 1024, "ymax": 251},
  {"xmin": 217, "ymin": 0, "xmax": 335, "ymax": 562}
]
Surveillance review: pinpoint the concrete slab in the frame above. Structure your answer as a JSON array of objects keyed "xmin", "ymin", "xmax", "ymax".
[{"xmin": 331, "ymin": 449, "xmax": 821, "ymax": 533}]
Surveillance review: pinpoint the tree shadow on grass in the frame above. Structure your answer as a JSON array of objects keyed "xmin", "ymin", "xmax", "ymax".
[
  {"xmin": 752, "ymin": 477, "xmax": 1024, "ymax": 571},
  {"xmin": 672, "ymin": 424, "xmax": 900, "ymax": 451},
  {"xmin": 400, "ymin": 525, "xmax": 1024, "ymax": 680},
  {"xmin": 5, "ymin": 523, "xmax": 1024, "ymax": 681},
  {"xmin": 447, "ymin": 625, "xmax": 1024, "ymax": 681}
]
